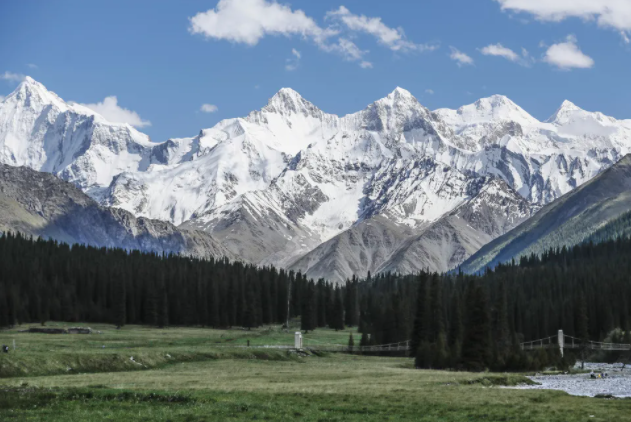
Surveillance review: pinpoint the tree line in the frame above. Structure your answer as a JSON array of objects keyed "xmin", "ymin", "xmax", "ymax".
[{"xmin": 1, "ymin": 232, "xmax": 630, "ymax": 371}]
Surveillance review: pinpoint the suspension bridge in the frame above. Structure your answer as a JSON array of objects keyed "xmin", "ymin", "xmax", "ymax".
[
  {"xmin": 210, "ymin": 333, "xmax": 411, "ymax": 353},
  {"xmin": 521, "ymin": 330, "xmax": 631, "ymax": 356}
]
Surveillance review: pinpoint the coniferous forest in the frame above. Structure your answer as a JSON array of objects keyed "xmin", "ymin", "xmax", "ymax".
[{"xmin": 1, "ymin": 232, "xmax": 630, "ymax": 371}]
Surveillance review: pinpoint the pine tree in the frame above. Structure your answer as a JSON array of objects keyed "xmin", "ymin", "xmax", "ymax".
[
  {"xmin": 329, "ymin": 288, "xmax": 345, "ymax": 331},
  {"xmin": 348, "ymin": 332, "xmax": 355, "ymax": 351},
  {"xmin": 301, "ymin": 284, "xmax": 316, "ymax": 333},
  {"xmin": 157, "ymin": 284, "xmax": 169, "ymax": 328},
  {"xmin": 113, "ymin": 276, "xmax": 127, "ymax": 329},
  {"xmin": 460, "ymin": 284, "xmax": 491, "ymax": 371},
  {"xmin": 410, "ymin": 273, "xmax": 429, "ymax": 357}
]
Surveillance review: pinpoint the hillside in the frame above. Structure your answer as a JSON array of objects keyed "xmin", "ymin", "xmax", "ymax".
[{"xmin": 460, "ymin": 154, "xmax": 631, "ymax": 273}]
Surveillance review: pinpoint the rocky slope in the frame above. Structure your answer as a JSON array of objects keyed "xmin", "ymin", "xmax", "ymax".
[
  {"xmin": 0, "ymin": 163, "xmax": 231, "ymax": 259},
  {"xmin": 2, "ymin": 78, "xmax": 631, "ymax": 282},
  {"xmin": 460, "ymin": 154, "xmax": 631, "ymax": 273}
]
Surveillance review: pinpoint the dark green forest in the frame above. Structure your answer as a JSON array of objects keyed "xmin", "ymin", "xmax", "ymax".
[{"xmin": 1, "ymin": 232, "xmax": 630, "ymax": 371}]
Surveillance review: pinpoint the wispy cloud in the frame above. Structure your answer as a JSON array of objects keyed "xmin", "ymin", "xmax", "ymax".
[
  {"xmin": 1, "ymin": 71, "xmax": 26, "ymax": 83},
  {"xmin": 449, "ymin": 47, "xmax": 474, "ymax": 66},
  {"xmin": 27, "ymin": 64, "xmax": 38, "ymax": 69},
  {"xmin": 326, "ymin": 6, "xmax": 438, "ymax": 53},
  {"xmin": 189, "ymin": 0, "xmax": 436, "ymax": 68},
  {"xmin": 78, "ymin": 96, "xmax": 151, "ymax": 128},
  {"xmin": 479, "ymin": 43, "xmax": 534, "ymax": 66},
  {"xmin": 425, "ymin": 89, "xmax": 434, "ymax": 95},
  {"xmin": 285, "ymin": 48, "xmax": 301, "ymax": 71},
  {"xmin": 495, "ymin": 0, "xmax": 631, "ymax": 43},
  {"xmin": 200, "ymin": 103, "xmax": 219, "ymax": 113}
]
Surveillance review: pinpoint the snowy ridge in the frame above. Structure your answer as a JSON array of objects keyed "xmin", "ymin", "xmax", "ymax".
[{"xmin": 2, "ymin": 78, "xmax": 631, "ymax": 281}]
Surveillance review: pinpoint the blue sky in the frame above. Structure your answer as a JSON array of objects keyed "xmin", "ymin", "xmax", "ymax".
[{"xmin": 1, "ymin": 0, "xmax": 630, "ymax": 141}]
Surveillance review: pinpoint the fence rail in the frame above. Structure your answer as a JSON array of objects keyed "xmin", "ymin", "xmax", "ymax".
[
  {"xmin": 521, "ymin": 331, "xmax": 631, "ymax": 354},
  {"xmin": 206, "ymin": 340, "xmax": 411, "ymax": 353}
]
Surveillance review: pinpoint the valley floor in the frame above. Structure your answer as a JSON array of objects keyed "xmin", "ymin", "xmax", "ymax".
[{"xmin": 1, "ymin": 324, "xmax": 630, "ymax": 421}]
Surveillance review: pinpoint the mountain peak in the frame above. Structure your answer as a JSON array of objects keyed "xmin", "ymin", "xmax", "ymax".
[
  {"xmin": 261, "ymin": 88, "xmax": 322, "ymax": 117},
  {"xmin": 390, "ymin": 87, "xmax": 414, "ymax": 98},
  {"xmin": 440, "ymin": 94, "xmax": 538, "ymax": 126},
  {"xmin": 7, "ymin": 76, "xmax": 66, "ymax": 110},
  {"xmin": 546, "ymin": 100, "xmax": 583, "ymax": 124}
]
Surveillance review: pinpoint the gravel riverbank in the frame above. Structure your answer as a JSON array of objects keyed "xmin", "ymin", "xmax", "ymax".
[{"xmin": 510, "ymin": 363, "xmax": 631, "ymax": 397}]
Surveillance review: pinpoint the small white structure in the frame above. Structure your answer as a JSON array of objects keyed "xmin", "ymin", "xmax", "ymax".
[
  {"xmin": 558, "ymin": 329, "xmax": 564, "ymax": 357},
  {"xmin": 294, "ymin": 331, "xmax": 303, "ymax": 350}
]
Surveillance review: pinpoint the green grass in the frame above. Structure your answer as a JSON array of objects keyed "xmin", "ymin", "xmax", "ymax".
[{"xmin": 1, "ymin": 323, "xmax": 630, "ymax": 421}]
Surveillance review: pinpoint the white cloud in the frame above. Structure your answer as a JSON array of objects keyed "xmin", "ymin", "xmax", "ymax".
[
  {"xmin": 425, "ymin": 89, "xmax": 434, "ymax": 95},
  {"xmin": 480, "ymin": 43, "xmax": 533, "ymax": 66},
  {"xmin": 360, "ymin": 61, "xmax": 373, "ymax": 69},
  {"xmin": 1, "ymin": 71, "xmax": 26, "ymax": 83},
  {"xmin": 0, "ymin": 95, "xmax": 5, "ymax": 102},
  {"xmin": 27, "ymin": 64, "xmax": 38, "ymax": 69},
  {"xmin": 449, "ymin": 47, "xmax": 474, "ymax": 66},
  {"xmin": 495, "ymin": 0, "xmax": 631, "ymax": 41},
  {"xmin": 328, "ymin": 38, "xmax": 366, "ymax": 61},
  {"xmin": 80, "ymin": 96, "xmax": 151, "ymax": 128},
  {"xmin": 200, "ymin": 103, "xmax": 219, "ymax": 113},
  {"xmin": 326, "ymin": 6, "xmax": 437, "ymax": 53},
  {"xmin": 189, "ymin": 0, "xmax": 435, "ymax": 68},
  {"xmin": 480, "ymin": 43, "xmax": 519, "ymax": 61},
  {"xmin": 189, "ymin": 0, "xmax": 333, "ymax": 46},
  {"xmin": 285, "ymin": 48, "xmax": 301, "ymax": 71},
  {"xmin": 543, "ymin": 35, "xmax": 594, "ymax": 70}
]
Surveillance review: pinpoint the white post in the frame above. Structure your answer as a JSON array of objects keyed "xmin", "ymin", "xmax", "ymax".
[
  {"xmin": 558, "ymin": 330, "xmax": 564, "ymax": 358},
  {"xmin": 294, "ymin": 332, "xmax": 302, "ymax": 350}
]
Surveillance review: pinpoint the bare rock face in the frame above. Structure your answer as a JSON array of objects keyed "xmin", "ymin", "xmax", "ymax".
[
  {"xmin": 0, "ymin": 163, "xmax": 231, "ymax": 259},
  {"xmin": 2, "ymin": 78, "xmax": 631, "ymax": 282},
  {"xmin": 461, "ymin": 155, "xmax": 631, "ymax": 274}
]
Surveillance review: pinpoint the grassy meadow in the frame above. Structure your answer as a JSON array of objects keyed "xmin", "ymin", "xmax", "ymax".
[{"xmin": 1, "ymin": 323, "xmax": 630, "ymax": 421}]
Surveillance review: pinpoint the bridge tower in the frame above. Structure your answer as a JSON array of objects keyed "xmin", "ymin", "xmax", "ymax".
[{"xmin": 295, "ymin": 331, "xmax": 303, "ymax": 350}]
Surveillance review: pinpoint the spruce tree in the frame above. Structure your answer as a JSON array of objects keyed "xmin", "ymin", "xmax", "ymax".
[
  {"xmin": 113, "ymin": 276, "xmax": 127, "ymax": 329},
  {"xmin": 301, "ymin": 284, "xmax": 316, "ymax": 333},
  {"xmin": 410, "ymin": 273, "xmax": 429, "ymax": 357},
  {"xmin": 157, "ymin": 284, "xmax": 169, "ymax": 328},
  {"xmin": 460, "ymin": 284, "xmax": 491, "ymax": 371}
]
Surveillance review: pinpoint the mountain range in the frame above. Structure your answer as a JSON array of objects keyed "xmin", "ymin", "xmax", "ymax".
[{"xmin": 2, "ymin": 77, "xmax": 631, "ymax": 282}]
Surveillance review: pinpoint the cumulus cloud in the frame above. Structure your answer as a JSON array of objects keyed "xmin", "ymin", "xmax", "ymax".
[
  {"xmin": 326, "ymin": 6, "xmax": 438, "ymax": 52},
  {"xmin": 543, "ymin": 35, "xmax": 594, "ymax": 70},
  {"xmin": 189, "ymin": 0, "xmax": 332, "ymax": 46},
  {"xmin": 80, "ymin": 96, "xmax": 151, "ymax": 128},
  {"xmin": 200, "ymin": 104, "xmax": 219, "ymax": 113},
  {"xmin": 449, "ymin": 47, "xmax": 474, "ymax": 66},
  {"xmin": 189, "ymin": 0, "xmax": 435, "ymax": 67},
  {"xmin": 480, "ymin": 43, "xmax": 533, "ymax": 66},
  {"xmin": 495, "ymin": 0, "xmax": 631, "ymax": 42},
  {"xmin": 285, "ymin": 48, "xmax": 301, "ymax": 71},
  {"xmin": 1, "ymin": 71, "xmax": 26, "ymax": 83}
]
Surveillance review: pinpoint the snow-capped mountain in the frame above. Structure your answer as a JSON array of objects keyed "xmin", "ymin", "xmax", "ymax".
[
  {"xmin": 2, "ymin": 77, "xmax": 631, "ymax": 282},
  {"xmin": 0, "ymin": 77, "xmax": 196, "ymax": 198}
]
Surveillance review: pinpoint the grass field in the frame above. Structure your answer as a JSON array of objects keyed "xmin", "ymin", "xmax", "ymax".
[{"xmin": 1, "ymin": 323, "xmax": 630, "ymax": 421}]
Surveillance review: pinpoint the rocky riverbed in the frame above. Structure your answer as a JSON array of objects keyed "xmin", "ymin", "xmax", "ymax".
[{"xmin": 511, "ymin": 363, "xmax": 631, "ymax": 397}]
